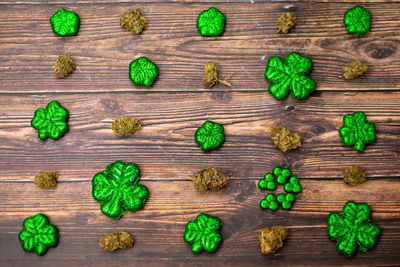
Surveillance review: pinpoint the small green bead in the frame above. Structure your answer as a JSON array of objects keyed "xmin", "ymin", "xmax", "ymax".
[
  {"xmin": 276, "ymin": 193, "xmax": 286, "ymax": 203},
  {"xmin": 258, "ymin": 179, "xmax": 268, "ymax": 190},
  {"xmin": 197, "ymin": 7, "xmax": 226, "ymax": 37},
  {"xmin": 281, "ymin": 201, "xmax": 292, "ymax": 210},
  {"xmin": 276, "ymin": 175, "xmax": 287, "ymax": 184},
  {"xmin": 344, "ymin": 6, "xmax": 371, "ymax": 36},
  {"xmin": 260, "ymin": 199, "xmax": 268, "ymax": 209},
  {"xmin": 266, "ymin": 181, "xmax": 276, "ymax": 191},
  {"xmin": 287, "ymin": 193, "xmax": 295, "ymax": 202},
  {"xmin": 282, "ymin": 169, "xmax": 291, "ymax": 178},
  {"xmin": 195, "ymin": 120, "xmax": 225, "ymax": 152},
  {"xmin": 269, "ymin": 201, "xmax": 279, "ymax": 211},
  {"xmin": 129, "ymin": 57, "xmax": 159, "ymax": 87},
  {"xmin": 264, "ymin": 173, "xmax": 274, "ymax": 181},
  {"xmin": 273, "ymin": 167, "xmax": 282, "ymax": 176},
  {"xmin": 50, "ymin": 9, "xmax": 80, "ymax": 37},
  {"xmin": 266, "ymin": 193, "xmax": 275, "ymax": 202}
]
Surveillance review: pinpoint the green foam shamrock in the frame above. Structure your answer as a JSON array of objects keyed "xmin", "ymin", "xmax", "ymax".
[
  {"xmin": 92, "ymin": 160, "xmax": 149, "ymax": 220},
  {"xmin": 260, "ymin": 193, "xmax": 279, "ymax": 211},
  {"xmin": 31, "ymin": 101, "xmax": 69, "ymax": 140},
  {"xmin": 129, "ymin": 57, "xmax": 159, "ymax": 87},
  {"xmin": 50, "ymin": 8, "xmax": 80, "ymax": 37},
  {"xmin": 19, "ymin": 214, "xmax": 59, "ymax": 256},
  {"xmin": 265, "ymin": 52, "xmax": 316, "ymax": 100},
  {"xmin": 327, "ymin": 201, "xmax": 381, "ymax": 257},
  {"xmin": 184, "ymin": 213, "xmax": 223, "ymax": 254},
  {"xmin": 284, "ymin": 176, "xmax": 302, "ymax": 194},
  {"xmin": 197, "ymin": 7, "xmax": 226, "ymax": 37},
  {"xmin": 277, "ymin": 193, "xmax": 295, "ymax": 210},
  {"xmin": 195, "ymin": 120, "xmax": 225, "ymax": 152},
  {"xmin": 258, "ymin": 173, "xmax": 276, "ymax": 191},
  {"xmin": 339, "ymin": 111, "xmax": 376, "ymax": 152},
  {"xmin": 343, "ymin": 6, "xmax": 371, "ymax": 36}
]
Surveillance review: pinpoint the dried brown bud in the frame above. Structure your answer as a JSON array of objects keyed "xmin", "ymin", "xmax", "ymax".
[
  {"xmin": 203, "ymin": 62, "xmax": 231, "ymax": 88},
  {"xmin": 277, "ymin": 12, "xmax": 296, "ymax": 34},
  {"xmin": 54, "ymin": 54, "xmax": 75, "ymax": 78},
  {"xmin": 112, "ymin": 117, "xmax": 142, "ymax": 136},
  {"xmin": 34, "ymin": 171, "xmax": 58, "ymax": 190},
  {"xmin": 343, "ymin": 61, "xmax": 368, "ymax": 80},
  {"xmin": 343, "ymin": 166, "xmax": 367, "ymax": 186},
  {"xmin": 187, "ymin": 167, "xmax": 228, "ymax": 191},
  {"xmin": 120, "ymin": 9, "xmax": 148, "ymax": 34},
  {"xmin": 259, "ymin": 226, "xmax": 288, "ymax": 254},
  {"xmin": 99, "ymin": 232, "xmax": 134, "ymax": 252},
  {"xmin": 270, "ymin": 126, "xmax": 301, "ymax": 152}
]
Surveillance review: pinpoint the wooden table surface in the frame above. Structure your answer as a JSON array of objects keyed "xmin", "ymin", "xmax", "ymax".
[{"xmin": 1, "ymin": 0, "xmax": 400, "ymax": 266}]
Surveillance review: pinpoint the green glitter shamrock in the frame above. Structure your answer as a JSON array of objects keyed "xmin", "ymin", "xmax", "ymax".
[
  {"xmin": 129, "ymin": 57, "xmax": 159, "ymax": 87},
  {"xmin": 339, "ymin": 111, "xmax": 376, "ymax": 152},
  {"xmin": 50, "ymin": 8, "xmax": 80, "ymax": 37},
  {"xmin": 195, "ymin": 120, "xmax": 225, "ymax": 152},
  {"xmin": 343, "ymin": 6, "xmax": 371, "ymax": 36},
  {"xmin": 258, "ymin": 173, "xmax": 276, "ymax": 191},
  {"xmin": 31, "ymin": 101, "xmax": 69, "ymax": 140},
  {"xmin": 327, "ymin": 201, "xmax": 382, "ymax": 257},
  {"xmin": 277, "ymin": 193, "xmax": 295, "ymax": 210},
  {"xmin": 92, "ymin": 160, "xmax": 149, "ymax": 220},
  {"xmin": 260, "ymin": 193, "xmax": 279, "ymax": 211},
  {"xmin": 284, "ymin": 176, "xmax": 302, "ymax": 194},
  {"xmin": 183, "ymin": 213, "xmax": 223, "ymax": 254},
  {"xmin": 19, "ymin": 214, "xmax": 59, "ymax": 256},
  {"xmin": 197, "ymin": 7, "xmax": 226, "ymax": 37},
  {"xmin": 274, "ymin": 167, "xmax": 291, "ymax": 184},
  {"xmin": 265, "ymin": 52, "xmax": 316, "ymax": 100}
]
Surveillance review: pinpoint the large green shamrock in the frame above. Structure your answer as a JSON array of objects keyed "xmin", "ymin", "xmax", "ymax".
[
  {"xmin": 19, "ymin": 213, "xmax": 59, "ymax": 256},
  {"xmin": 343, "ymin": 6, "xmax": 371, "ymax": 36},
  {"xmin": 327, "ymin": 201, "xmax": 381, "ymax": 257},
  {"xmin": 197, "ymin": 7, "xmax": 226, "ymax": 37},
  {"xmin": 92, "ymin": 160, "xmax": 149, "ymax": 220},
  {"xmin": 50, "ymin": 8, "xmax": 80, "ymax": 37},
  {"xmin": 195, "ymin": 120, "xmax": 225, "ymax": 152},
  {"xmin": 265, "ymin": 52, "xmax": 316, "ymax": 100},
  {"xmin": 183, "ymin": 213, "xmax": 223, "ymax": 254},
  {"xmin": 31, "ymin": 101, "xmax": 69, "ymax": 140},
  {"xmin": 339, "ymin": 111, "xmax": 376, "ymax": 152},
  {"xmin": 129, "ymin": 57, "xmax": 159, "ymax": 87}
]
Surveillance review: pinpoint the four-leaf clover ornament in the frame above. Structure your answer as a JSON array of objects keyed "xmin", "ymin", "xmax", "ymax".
[
  {"xmin": 50, "ymin": 8, "xmax": 80, "ymax": 37},
  {"xmin": 339, "ymin": 111, "xmax": 376, "ymax": 152},
  {"xmin": 19, "ymin": 214, "xmax": 59, "ymax": 256},
  {"xmin": 265, "ymin": 52, "xmax": 316, "ymax": 100},
  {"xmin": 327, "ymin": 201, "xmax": 381, "ymax": 257},
  {"xmin": 197, "ymin": 7, "xmax": 226, "ymax": 37},
  {"xmin": 195, "ymin": 120, "xmax": 225, "ymax": 152},
  {"xmin": 129, "ymin": 57, "xmax": 159, "ymax": 87},
  {"xmin": 31, "ymin": 101, "xmax": 69, "ymax": 140},
  {"xmin": 183, "ymin": 213, "xmax": 223, "ymax": 254},
  {"xmin": 92, "ymin": 160, "xmax": 149, "ymax": 220},
  {"xmin": 343, "ymin": 6, "xmax": 372, "ymax": 36}
]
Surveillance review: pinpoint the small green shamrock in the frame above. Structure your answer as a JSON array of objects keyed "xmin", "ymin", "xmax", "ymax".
[
  {"xmin": 197, "ymin": 7, "xmax": 226, "ymax": 37},
  {"xmin": 92, "ymin": 160, "xmax": 149, "ymax": 220},
  {"xmin": 327, "ymin": 201, "xmax": 381, "ymax": 257},
  {"xmin": 260, "ymin": 193, "xmax": 279, "ymax": 211},
  {"xmin": 343, "ymin": 6, "xmax": 371, "ymax": 36},
  {"xmin": 19, "ymin": 213, "xmax": 59, "ymax": 256},
  {"xmin": 339, "ymin": 111, "xmax": 376, "ymax": 152},
  {"xmin": 184, "ymin": 213, "xmax": 223, "ymax": 254},
  {"xmin": 265, "ymin": 52, "xmax": 316, "ymax": 100},
  {"xmin": 284, "ymin": 176, "xmax": 302, "ymax": 194},
  {"xmin": 277, "ymin": 193, "xmax": 295, "ymax": 210},
  {"xmin": 129, "ymin": 57, "xmax": 159, "ymax": 87},
  {"xmin": 195, "ymin": 120, "xmax": 225, "ymax": 152},
  {"xmin": 31, "ymin": 101, "xmax": 69, "ymax": 140},
  {"xmin": 50, "ymin": 8, "xmax": 80, "ymax": 37},
  {"xmin": 274, "ymin": 167, "xmax": 291, "ymax": 184},
  {"xmin": 258, "ymin": 173, "xmax": 276, "ymax": 191}
]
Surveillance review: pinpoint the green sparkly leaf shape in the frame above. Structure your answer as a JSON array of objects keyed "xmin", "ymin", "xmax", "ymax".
[
  {"xmin": 284, "ymin": 176, "xmax": 302, "ymax": 194},
  {"xmin": 343, "ymin": 6, "xmax": 371, "ymax": 36},
  {"xmin": 258, "ymin": 173, "xmax": 276, "ymax": 191},
  {"xmin": 327, "ymin": 201, "xmax": 381, "ymax": 257},
  {"xmin": 31, "ymin": 101, "xmax": 69, "ymax": 140},
  {"xmin": 197, "ymin": 7, "xmax": 226, "ymax": 37},
  {"xmin": 339, "ymin": 111, "xmax": 376, "ymax": 152},
  {"xmin": 92, "ymin": 160, "xmax": 149, "ymax": 220},
  {"xmin": 195, "ymin": 120, "xmax": 225, "ymax": 152},
  {"xmin": 277, "ymin": 193, "xmax": 295, "ymax": 210},
  {"xmin": 129, "ymin": 57, "xmax": 159, "ymax": 87},
  {"xmin": 19, "ymin": 214, "xmax": 59, "ymax": 256},
  {"xmin": 50, "ymin": 9, "xmax": 80, "ymax": 37},
  {"xmin": 183, "ymin": 213, "xmax": 223, "ymax": 254},
  {"xmin": 265, "ymin": 52, "xmax": 316, "ymax": 100},
  {"xmin": 260, "ymin": 193, "xmax": 279, "ymax": 211}
]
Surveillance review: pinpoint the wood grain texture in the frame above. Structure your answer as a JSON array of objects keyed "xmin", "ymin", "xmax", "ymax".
[
  {"xmin": 0, "ymin": 1, "xmax": 400, "ymax": 266},
  {"xmin": 0, "ymin": 3, "xmax": 400, "ymax": 92}
]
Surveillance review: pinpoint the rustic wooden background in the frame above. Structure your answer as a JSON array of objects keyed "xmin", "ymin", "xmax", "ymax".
[{"xmin": 1, "ymin": 0, "xmax": 400, "ymax": 266}]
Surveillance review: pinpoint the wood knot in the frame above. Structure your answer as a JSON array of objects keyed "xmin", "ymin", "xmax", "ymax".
[
  {"xmin": 99, "ymin": 99, "xmax": 122, "ymax": 114},
  {"xmin": 365, "ymin": 42, "xmax": 396, "ymax": 59},
  {"xmin": 210, "ymin": 91, "xmax": 232, "ymax": 103}
]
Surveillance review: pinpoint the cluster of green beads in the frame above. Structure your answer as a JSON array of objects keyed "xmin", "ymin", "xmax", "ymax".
[{"xmin": 258, "ymin": 167, "xmax": 302, "ymax": 211}]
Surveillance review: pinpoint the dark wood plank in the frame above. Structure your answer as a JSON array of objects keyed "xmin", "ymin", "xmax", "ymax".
[
  {"xmin": 0, "ymin": 3, "xmax": 399, "ymax": 93},
  {"xmin": 0, "ymin": 180, "xmax": 399, "ymax": 267}
]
